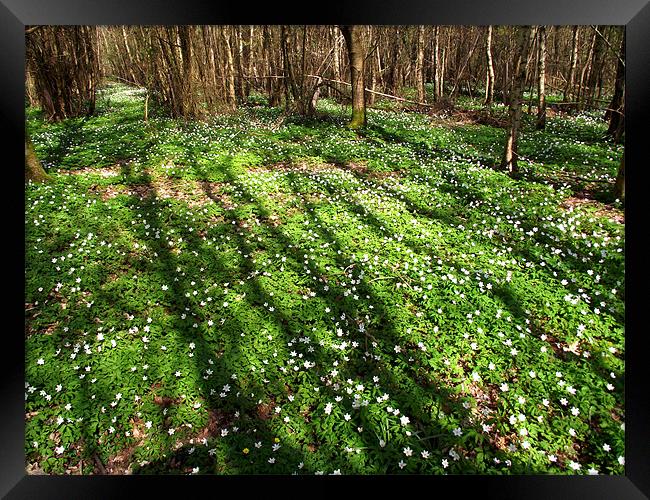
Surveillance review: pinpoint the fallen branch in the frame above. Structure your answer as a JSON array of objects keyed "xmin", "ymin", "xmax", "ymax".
[
  {"xmin": 368, "ymin": 276, "xmax": 397, "ymax": 283},
  {"xmin": 232, "ymin": 74, "xmax": 436, "ymax": 109},
  {"xmin": 306, "ymin": 75, "xmax": 436, "ymax": 108}
]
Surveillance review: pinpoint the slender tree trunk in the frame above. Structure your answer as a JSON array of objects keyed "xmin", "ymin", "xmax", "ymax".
[
  {"xmin": 222, "ymin": 28, "xmax": 237, "ymax": 110},
  {"xmin": 607, "ymin": 31, "xmax": 625, "ymax": 136},
  {"xmin": 415, "ymin": 25, "xmax": 426, "ymax": 103},
  {"xmin": 393, "ymin": 37, "xmax": 402, "ymax": 96},
  {"xmin": 262, "ymin": 26, "xmax": 280, "ymax": 107},
  {"xmin": 502, "ymin": 26, "xmax": 534, "ymax": 176},
  {"xmin": 281, "ymin": 25, "xmax": 299, "ymax": 111},
  {"xmin": 367, "ymin": 27, "xmax": 377, "ymax": 106},
  {"xmin": 340, "ymin": 25, "xmax": 366, "ymax": 128},
  {"xmin": 536, "ymin": 26, "xmax": 547, "ymax": 129},
  {"xmin": 592, "ymin": 26, "xmax": 608, "ymax": 107},
  {"xmin": 433, "ymin": 26, "xmax": 441, "ymax": 101},
  {"xmin": 232, "ymin": 26, "xmax": 244, "ymax": 101},
  {"xmin": 121, "ymin": 26, "xmax": 137, "ymax": 84},
  {"xmin": 237, "ymin": 26, "xmax": 249, "ymax": 99},
  {"xmin": 178, "ymin": 26, "xmax": 194, "ymax": 117},
  {"xmin": 376, "ymin": 39, "xmax": 384, "ymax": 88},
  {"xmin": 247, "ymin": 26, "xmax": 254, "ymax": 97},
  {"xmin": 451, "ymin": 31, "xmax": 481, "ymax": 98},
  {"xmin": 565, "ymin": 26, "xmax": 579, "ymax": 102},
  {"xmin": 298, "ymin": 25, "xmax": 311, "ymax": 115},
  {"xmin": 614, "ymin": 150, "xmax": 624, "ymax": 202},
  {"xmin": 501, "ymin": 37, "xmax": 511, "ymax": 106},
  {"xmin": 613, "ymin": 91, "xmax": 625, "ymax": 144},
  {"xmin": 440, "ymin": 46, "xmax": 446, "ymax": 100},
  {"xmin": 332, "ymin": 26, "xmax": 342, "ymax": 100},
  {"xmin": 525, "ymin": 27, "xmax": 538, "ymax": 115},
  {"xmin": 579, "ymin": 31, "xmax": 597, "ymax": 109},
  {"xmin": 485, "ymin": 25, "xmax": 495, "ymax": 106}
]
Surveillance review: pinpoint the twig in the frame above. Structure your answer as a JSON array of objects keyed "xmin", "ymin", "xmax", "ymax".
[
  {"xmin": 589, "ymin": 26, "xmax": 625, "ymax": 68},
  {"xmin": 368, "ymin": 276, "xmax": 397, "ymax": 283},
  {"xmin": 306, "ymin": 75, "xmax": 436, "ymax": 108},
  {"xmin": 110, "ymin": 75, "xmax": 143, "ymax": 88},
  {"xmin": 228, "ymin": 72, "xmax": 434, "ymax": 109}
]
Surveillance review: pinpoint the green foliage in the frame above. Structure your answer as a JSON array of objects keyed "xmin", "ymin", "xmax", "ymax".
[{"xmin": 25, "ymin": 83, "xmax": 624, "ymax": 475}]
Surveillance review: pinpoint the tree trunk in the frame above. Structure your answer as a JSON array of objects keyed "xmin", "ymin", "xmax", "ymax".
[
  {"xmin": 332, "ymin": 26, "xmax": 342, "ymax": 100},
  {"xmin": 281, "ymin": 25, "xmax": 301, "ymax": 112},
  {"xmin": 340, "ymin": 25, "xmax": 366, "ymax": 128},
  {"xmin": 121, "ymin": 26, "xmax": 137, "ymax": 84},
  {"xmin": 415, "ymin": 25, "xmax": 426, "ymax": 103},
  {"xmin": 247, "ymin": 26, "xmax": 255, "ymax": 97},
  {"xmin": 607, "ymin": 31, "xmax": 625, "ymax": 136},
  {"xmin": 579, "ymin": 31, "xmax": 597, "ymax": 109},
  {"xmin": 450, "ymin": 30, "xmax": 481, "ymax": 99},
  {"xmin": 614, "ymin": 150, "xmax": 624, "ymax": 202},
  {"xmin": 178, "ymin": 26, "xmax": 195, "ymax": 118},
  {"xmin": 25, "ymin": 132, "xmax": 50, "ymax": 183},
  {"xmin": 367, "ymin": 27, "xmax": 377, "ymax": 106},
  {"xmin": 613, "ymin": 91, "xmax": 625, "ymax": 144},
  {"xmin": 502, "ymin": 26, "xmax": 534, "ymax": 176},
  {"xmin": 389, "ymin": 28, "xmax": 402, "ymax": 96},
  {"xmin": 536, "ymin": 26, "xmax": 547, "ymax": 129},
  {"xmin": 433, "ymin": 26, "xmax": 441, "ymax": 101},
  {"xmin": 438, "ymin": 47, "xmax": 447, "ymax": 99},
  {"xmin": 485, "ymin": 25, "xmax": 495, "ymax": 106},
  {"xmin": 262, "ymin": 26, "xmax": 281, "ymax": 107},
  {"xmin": 222, "ymin": 28, "xmax": 237, "ymax": 110},
  {"xmin": 564, "ymin": 26, "xmax": 579, "ymax": 102},
  {"xmin": 590, "ymin": 26, "xmax": 608, "ymax": 108},
  {"xmin": 26, "ymin": 26, "xmax": 99, "ymax": 121}
]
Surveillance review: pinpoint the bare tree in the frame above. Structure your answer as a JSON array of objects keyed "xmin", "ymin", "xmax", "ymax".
[
  {"xmin": 415, "ymin": 25, "xmax": 426, "ymax": 103},
  {"xmin": 432, "ymin": 26, "xmax": 442, "ymax": 101},
  {"xmin": 564, "ymin": 26, "xmax": 579, "ymax": 102},
  {"xmin": 85, "ymin": 25, "xmax": 623, "ymax": 121},
  {"xmin": 340, "ymin": 25, "xmax": 366, "ymax": 128},
  {"xmin": 484, "ymin": 25, "xmax": 495, "ymax": 106},
  {"xmin": 536, "ymin": 26, "xmax": 547, "ymax": 129},
  {"xmin": 502, "ymin": 26, "xmax": 535, "ymax": 176},
  {"xmin": 606, "ymin": 30, "xmax": 625, "ymax": 140},
  {"xmin": 26, "ymin": 26, "xmax": 100, "ymax": 121}
]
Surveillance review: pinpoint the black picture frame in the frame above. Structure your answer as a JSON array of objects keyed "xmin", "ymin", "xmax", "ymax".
[{"xmin": 4, "ymin": 1, "xmax": 648, "ymax": 497}]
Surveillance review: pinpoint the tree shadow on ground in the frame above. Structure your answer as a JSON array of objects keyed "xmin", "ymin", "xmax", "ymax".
[
  {"xmin": 26, "ymin": 135, "xmax": 622, "ymax": 475},
  {"xmin": 114, "ymin": 157, "xmax": 506, "ymax": 474},
  {"xmin": 130, "ymin": 155, "xmax": 586, "ymax": 474}
]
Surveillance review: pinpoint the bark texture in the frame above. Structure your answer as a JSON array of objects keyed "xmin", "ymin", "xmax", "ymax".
[
  {"xmin": 501, "ymin": 27, "xmax": 535, "ymax": 176},
  {"xmin": 340, "ymin": 25, "xmax": 367, "ymax": 128}
]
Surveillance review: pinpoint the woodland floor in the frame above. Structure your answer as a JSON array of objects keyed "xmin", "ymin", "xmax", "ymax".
[{"xmin": 25, "ymin": 83, "xmax": 624, "ymax": 475}]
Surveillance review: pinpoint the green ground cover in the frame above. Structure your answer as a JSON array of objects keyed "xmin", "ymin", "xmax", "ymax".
[{"xmin": 25, "ymin": 83, "xmax": 624, "ymax": 475}]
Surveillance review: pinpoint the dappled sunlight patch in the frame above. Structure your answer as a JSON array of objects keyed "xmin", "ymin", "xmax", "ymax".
[
  {"xmin": 430, "ymin": 109, "xmax": 509, "ymax": 129},
  {"xmin": 58, "ymin": 165, "xmax": 122, "ymax": 177},
  {"xmin": 248, "ymin": 161, "xmax": 345, "ymax": 174},
  {"xmin": 85, "ymin": 174, "xmax": 234, "ymax": 209},
  {"xmin": 560, "ymin": 196, "xmax": 624, "ymax": 224}
]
